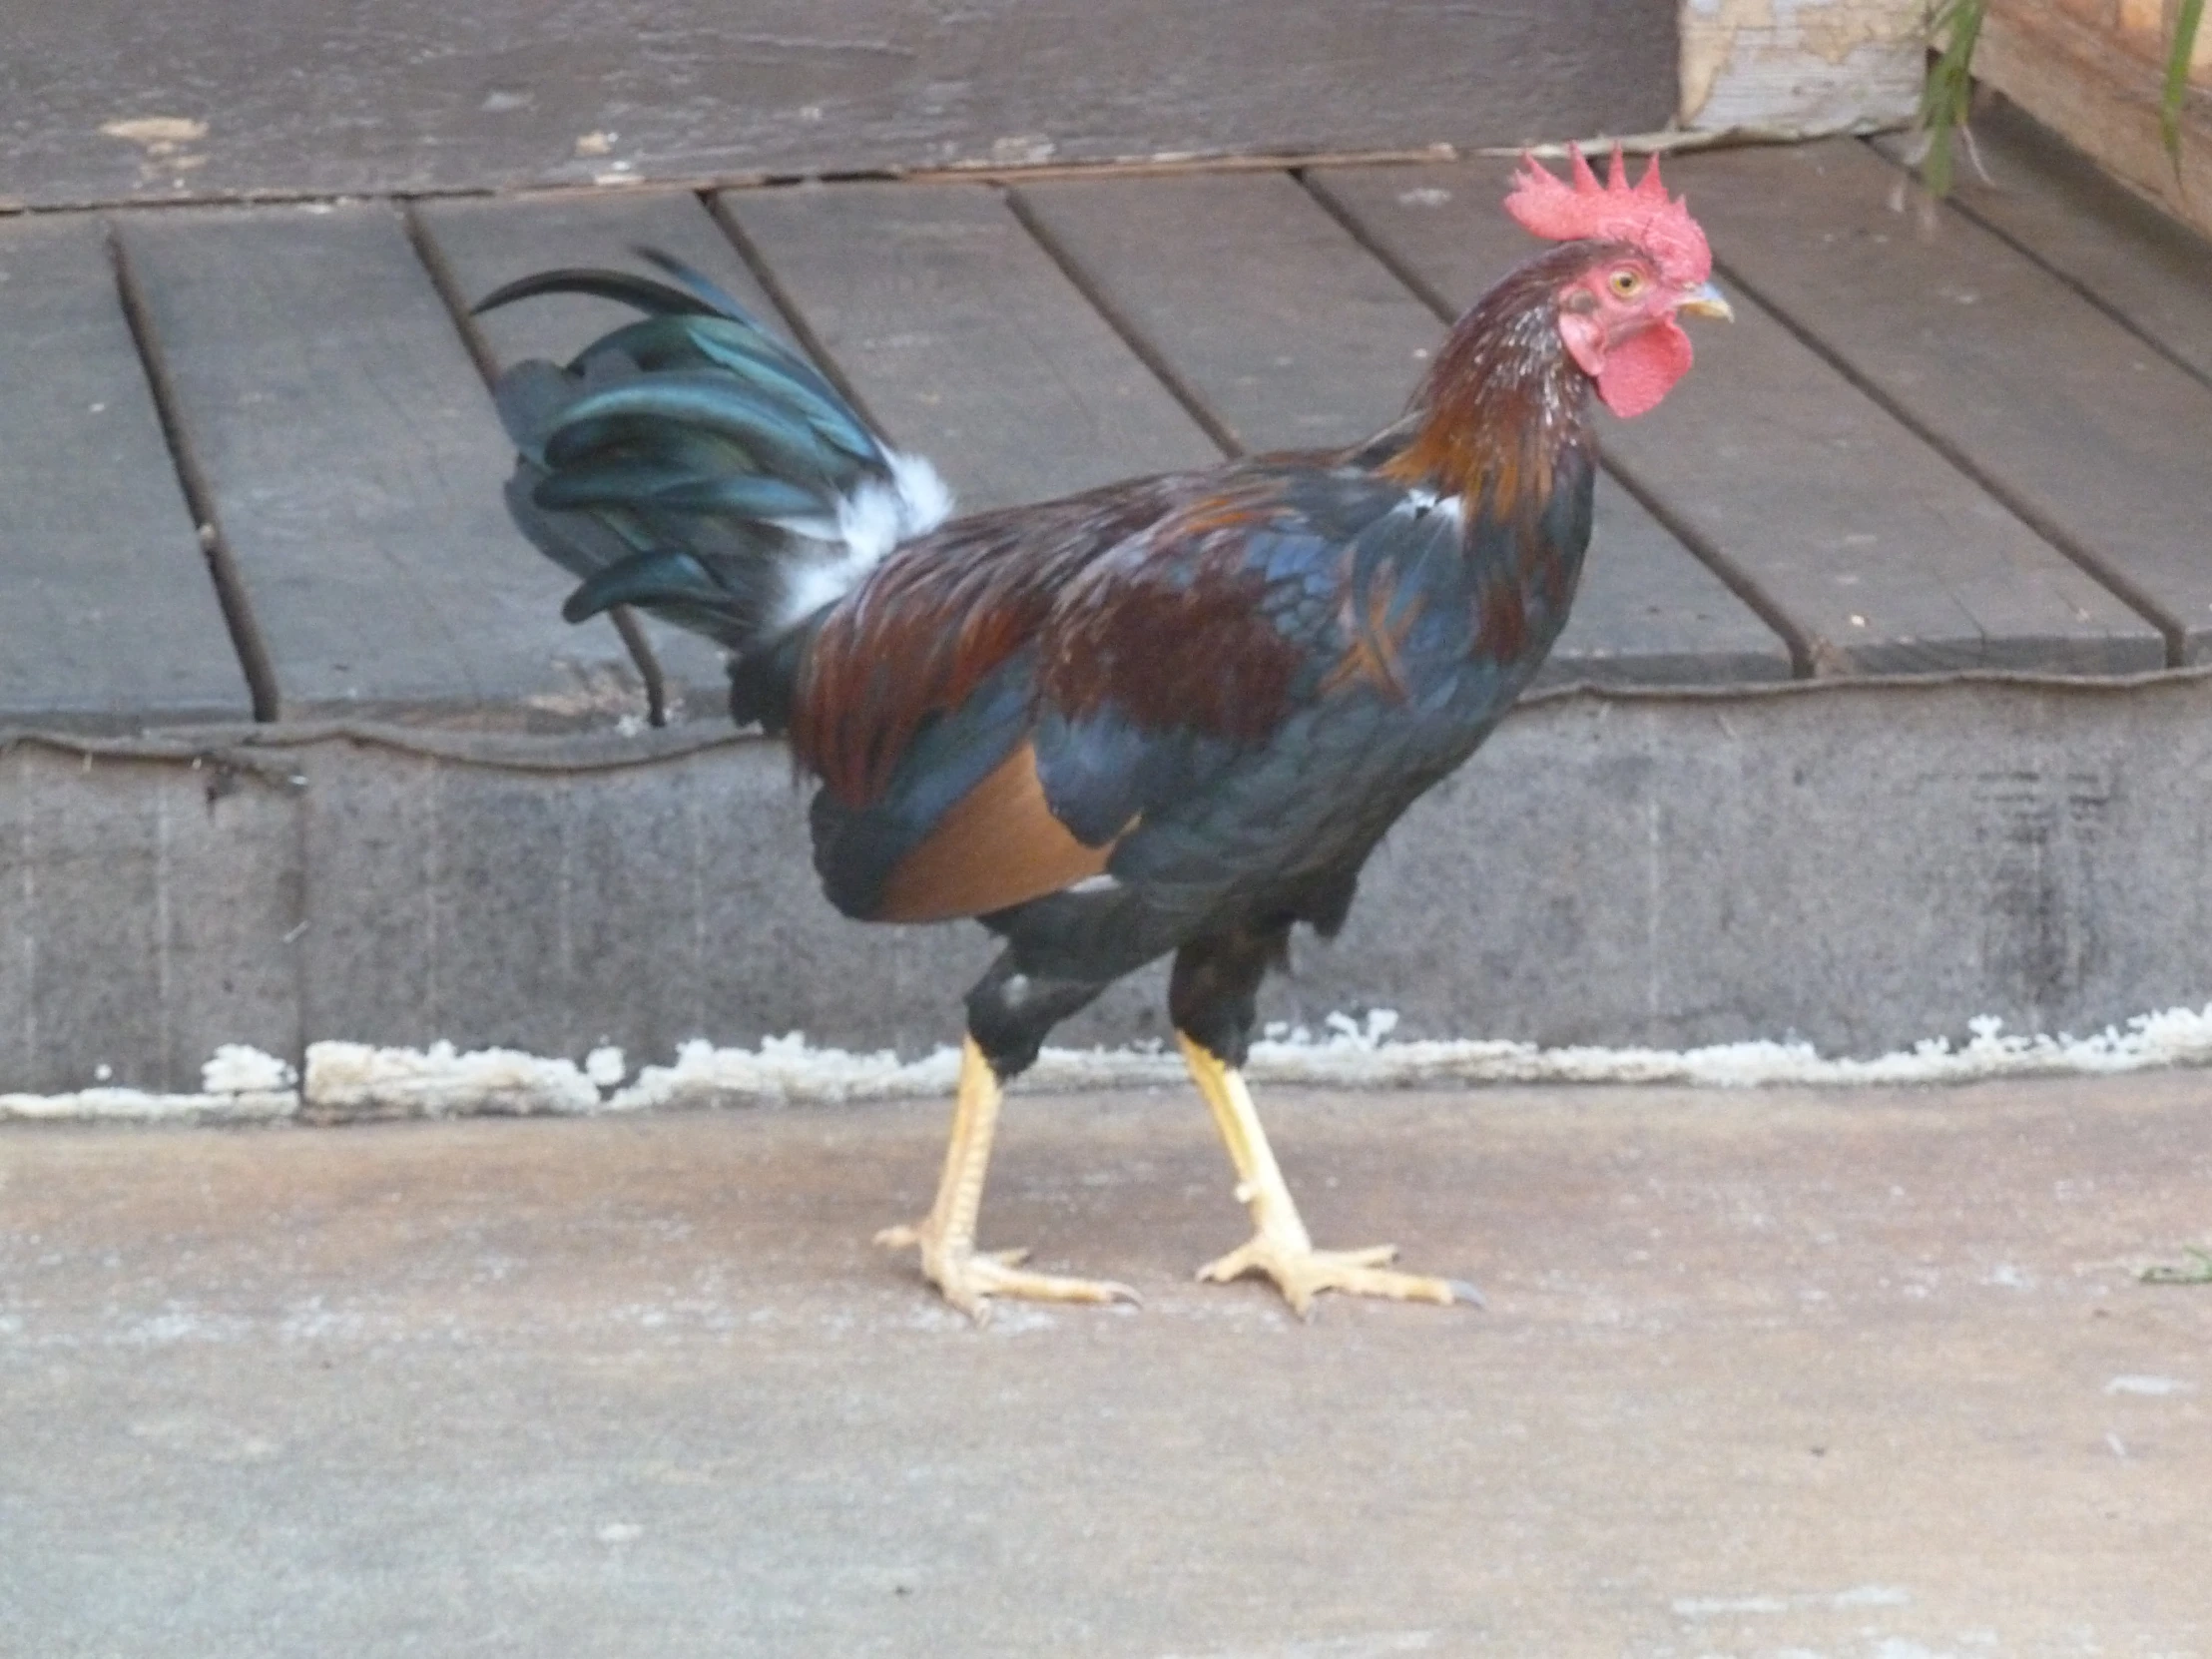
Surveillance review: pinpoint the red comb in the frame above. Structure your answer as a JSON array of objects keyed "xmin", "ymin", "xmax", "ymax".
[{"xmin": 1504, "ymin": 145, "xmax": 1711, "ymax": 288}]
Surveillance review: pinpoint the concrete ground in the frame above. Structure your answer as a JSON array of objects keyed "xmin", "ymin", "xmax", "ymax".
[{"xmin": 3, "ymin": 1073, "xmax": 2209, "ymax": 1658}]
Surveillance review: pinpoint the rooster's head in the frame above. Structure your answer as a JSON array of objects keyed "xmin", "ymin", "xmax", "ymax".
[{"xmin": 1505, "ymin": 146, "xmax": 1731, "ymax": 418}]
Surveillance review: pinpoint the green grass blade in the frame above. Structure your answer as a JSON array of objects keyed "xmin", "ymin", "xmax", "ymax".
[
  {"xmin": 2163, "ymin": 0, "xmax": 2204, "ymax": 170},
  {"xmin": 1919, "ymin": 0, "xmax": 1987, "ymax": 198},
  {"xmin": 2138, "ymin": 1244, "xmax": 2212, "ymax": 1286}
]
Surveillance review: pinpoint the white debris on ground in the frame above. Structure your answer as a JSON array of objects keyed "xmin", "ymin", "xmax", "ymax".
[
  {"xmin": 305, "ymin": 1041, "xmax": 604, "ymax": 1117},
  {"xmin": 200, "ymin": 1044, "xmax": 296, "ymax": 1095},
  {"xmin": 12, "ymin": 1003, "xmax": 2212, "ymax": 1124},
  {"xmin": 0, "ymin": 1044, "xmax": 297, "ymax": 1123},
  {"xmin": 2103, "ymin": 1375, "xmax": 2194, "ymax": 1396}
]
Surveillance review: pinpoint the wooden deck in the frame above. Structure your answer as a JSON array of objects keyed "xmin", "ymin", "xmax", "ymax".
[
  {"xmin": 15, "ymin": 107, "xmax": 2212, "ymax": 1092},
  {"xmin": 5, "ymin": 105, "xmax": 2208, "ymax": 737}
]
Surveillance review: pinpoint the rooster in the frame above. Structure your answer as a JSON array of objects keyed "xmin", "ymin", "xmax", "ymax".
[{"xmin": 478, "ymin": 150, "xmax": 1729, "ymax": 1320}]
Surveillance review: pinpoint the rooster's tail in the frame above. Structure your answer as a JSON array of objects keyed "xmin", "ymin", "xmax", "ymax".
[{"xmin": 476, "ymin": 251, "xmax": 950, "ymax": 728}]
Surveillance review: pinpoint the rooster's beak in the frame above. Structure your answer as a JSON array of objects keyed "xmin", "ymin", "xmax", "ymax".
[{"xmin": 1677, "ymin": 280, "xmax": 1734, "ymax": 322}]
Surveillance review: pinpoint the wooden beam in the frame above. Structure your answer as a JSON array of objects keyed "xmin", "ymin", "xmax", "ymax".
[
  {"xmin": 2, "ymin": 0, "xmax": 1676, "ymax": 212},
  {"xmin": 1974, "ymin": 0, "xmax": 2212, "ymax": 241}
]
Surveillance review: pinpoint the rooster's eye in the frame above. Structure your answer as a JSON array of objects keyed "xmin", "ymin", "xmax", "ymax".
[{"xmin": 1608, "ymin": 269, "xmax": 1644, "ymax": 298}]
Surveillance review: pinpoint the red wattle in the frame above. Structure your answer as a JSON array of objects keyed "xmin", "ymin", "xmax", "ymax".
[{"xmin": 1594, "ymin": 318, "xmax": 1693, "ymax": 418}]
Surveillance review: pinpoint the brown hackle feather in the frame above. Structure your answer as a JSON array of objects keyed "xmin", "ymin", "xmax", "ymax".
[{"xmin": 1380, "ymin": 246, "xmax": 1593, "ymax": 523}]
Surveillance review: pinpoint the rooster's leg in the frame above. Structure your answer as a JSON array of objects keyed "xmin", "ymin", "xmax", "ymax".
[
  {"xmin": 876, "ymin": 1036, "xmax": 1138, "ymax": 1321},
  {"xmin": 1178, "ymin": 1032, "xmax": 1479, "ymax": 1317}
]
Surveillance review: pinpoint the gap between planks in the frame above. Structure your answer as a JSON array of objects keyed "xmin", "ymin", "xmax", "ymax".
[
  {"xmin": 105, "ymin": 222, "xmax": 281, "ymax": 720},
  {"xmin": 998, "ymin": 185, "xmax": 1243, "ymax": 458},
  {"xmin": 0, "ymin": 145, "xmax": 1472, "ymax": 224},
  {"xmin": 701, "ymin": 193, "xmax": 891, "ymax": 440}
]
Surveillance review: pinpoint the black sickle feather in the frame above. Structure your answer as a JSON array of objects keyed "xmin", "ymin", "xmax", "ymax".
[
  {"xmin": 561, "ymin": 548, "xmax": 734, "ymax": 624},
  {"xmin": 632, "ymin": 247, "xmax": 772, "ymax": 329},
  {"xmin": 472, "ymin": 267, "xmax": 723, "ymax": 320}
]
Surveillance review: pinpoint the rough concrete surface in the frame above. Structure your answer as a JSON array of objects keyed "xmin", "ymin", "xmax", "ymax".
[
  {"xmin": 3, "ymin": 1072, "xmax": 2209, "ymax": 1657},
  {"xmin": 28, "ymin": 670, "xmax": 2212, "ymax": 1094}
]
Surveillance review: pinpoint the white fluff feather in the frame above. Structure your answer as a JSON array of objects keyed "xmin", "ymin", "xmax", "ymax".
[{"xmin": 771, "ymin": 449, "xmax": 954, "ymax": 629}]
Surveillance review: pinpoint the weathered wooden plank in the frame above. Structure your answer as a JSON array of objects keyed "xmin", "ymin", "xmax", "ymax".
[
  {"xmin": 1015, "ymin": 171, "xmax": 1442, "ymax": 451},
  {"xmin": 6, "ymin": 0, "xmax": 1675, "ymax": 211},
  {"xmin": 1015, "ymin": 171, "xmax": 1793, "ymax": 686},
  {"xmin": 1669, "ymin": 139, "xmax": 2212, "ymax": 663},
  {"xmin": 1538, "ymin": 505, "xmax": 1796, "ymax": 688},
  {"xmin": 1312, "ymin": 160, "xmax": 2162, "ymax": 677},
  {"xmin": 0, "ymin": 216, "xmax": 253, "ymax": 729},
  {"xmin": 412, "ymin": 190, "xmax": 771, "ymax": 716},
  {"xmin": 115, "ymin": 203, "xmax": 652, "ymax": 726},
  {"xmin": 1873, "ymin": 101, "xmax": 2212, "ymax": 385},
  {"xmin": 720, "ymin": 182, "xmax": 1221, "ymax": 511}
]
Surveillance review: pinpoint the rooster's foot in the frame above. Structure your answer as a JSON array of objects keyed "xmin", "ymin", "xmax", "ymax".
[
  {"xmin": 1197, "ymin": 1233, "xmax": 1482, "ymax": 1320},
  {"xmin": 876, "ymin": 1222, "xmax": 1139, "ymax": 1324}
]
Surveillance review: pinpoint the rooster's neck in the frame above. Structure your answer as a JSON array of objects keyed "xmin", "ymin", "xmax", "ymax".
[{"xmin": 1379, "ymin": 252, "xmax": 1594, "ymax": 515}]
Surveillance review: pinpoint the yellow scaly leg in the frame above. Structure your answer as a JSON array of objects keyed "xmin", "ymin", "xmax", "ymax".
[
  {"xmin": 876, "ymin": 1036, "xmax": 1139, "ymax": 1322},
  {"xmin": 1178, "ymin": 1032, "xmax": 1480, "ymax": 1318}
]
